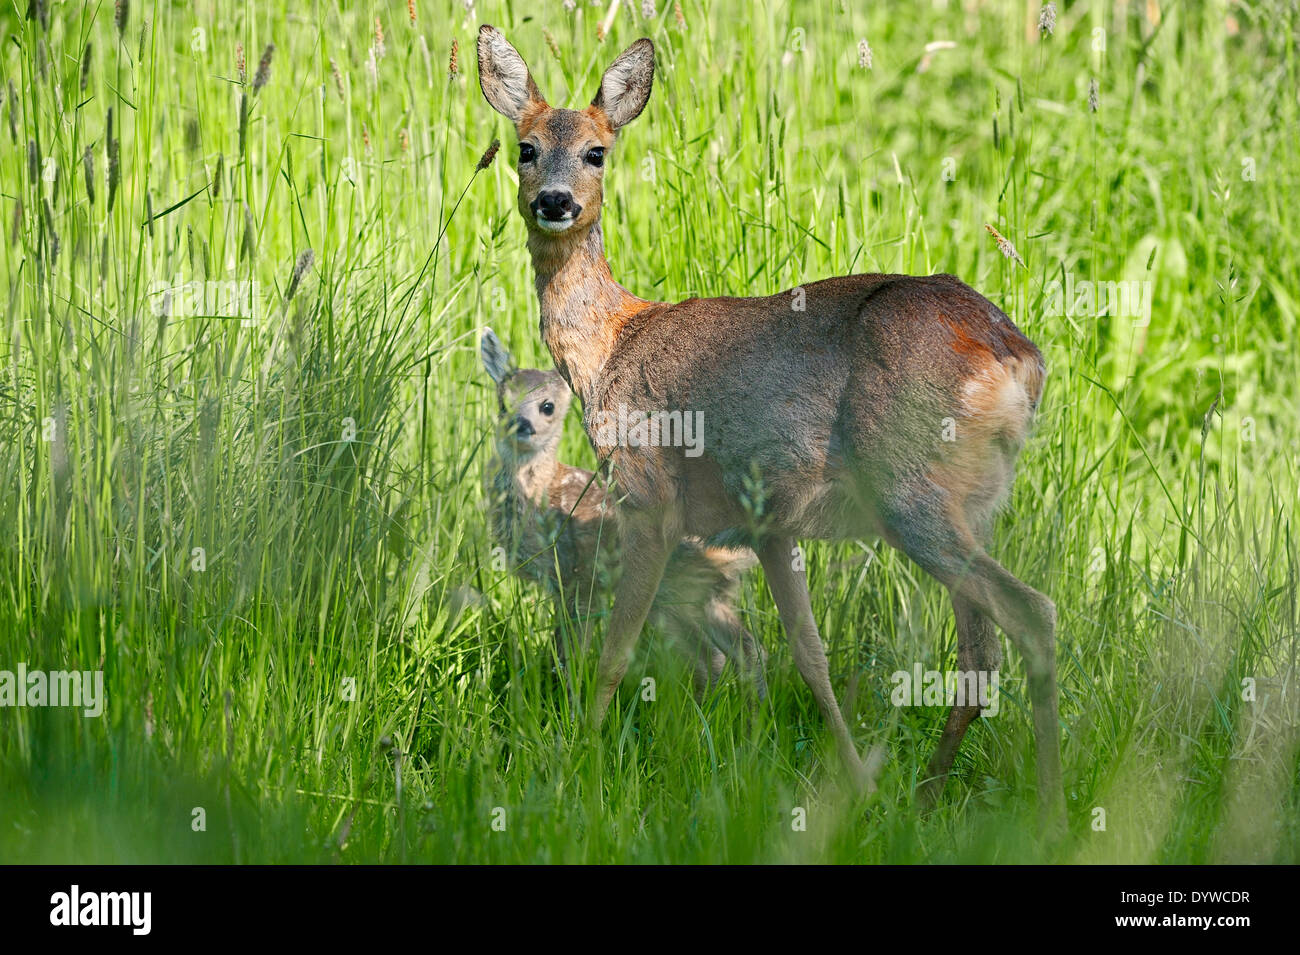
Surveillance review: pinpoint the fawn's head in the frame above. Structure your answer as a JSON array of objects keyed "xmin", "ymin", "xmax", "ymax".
[
  {"xmin": 477, "ymin": 25, "xmax": 654, "ymax": 239},
  {"xmin": 481, "ymin": 328, "xmax": 572, "ymax": 460}
]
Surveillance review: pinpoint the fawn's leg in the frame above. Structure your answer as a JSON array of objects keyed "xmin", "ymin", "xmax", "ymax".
[
  {"xmin": 742, "ymin": 617, "xmax": 768, "ymax": 701},
  {"xmin": 706, "ymin": 600, "xmax": 768, "ymax": 700},
  {"xmin": 918, "ymin": 592, "xmax": 1001, "ymax": 806},
  {"xmin": 758, "ymin": 537, "xmax": 868, "ymax": 787},
  {"xmin": 689, "ymin": 641, "xmax": 726, "ymax": 702},
  {"xmin": 552, "ymin": 590, "xmax": 588, "ymax": 711},
  {"xmin": 591, "ymin": 511, "xmax": 673, "ymax": 725},
  {"xmin": 552, "ymin": 588, "xmax": 582, "ymax": 668},
  {"xmin": 551, "ymin": 619, "xmax": 571, "ymax": 671},
  {"xmin": 708, "ymin": 647, "xmax": 727, "ymax": 682}
]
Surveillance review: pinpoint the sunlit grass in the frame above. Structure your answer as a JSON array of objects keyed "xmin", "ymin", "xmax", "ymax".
[{"xmin": 0, "ymin": 0, "xmax": 1296, "ymax": 863}]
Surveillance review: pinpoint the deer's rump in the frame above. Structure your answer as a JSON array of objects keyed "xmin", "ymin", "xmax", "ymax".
[{"xmin": 596, "ymin": 273, "xmax": 1045, "ymax": 541}]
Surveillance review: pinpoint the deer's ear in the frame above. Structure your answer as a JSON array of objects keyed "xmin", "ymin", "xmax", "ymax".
[
  {"xmin": 481, "ymin": 328, "xmax": 514, "ymax": 384},
  {"xmin": 592, "ymin": 38, "xmax": 654, "ymax": 131},
  {"xmin": 478, "ymin": 25, "xmax": 546, "ymax": 124}
]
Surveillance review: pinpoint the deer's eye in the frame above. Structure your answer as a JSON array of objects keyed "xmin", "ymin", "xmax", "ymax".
[
  {"xmin": 585, "ymin": 147, "xmax": 605, "ymax": 167},
  {"xmin": 518, "ymin": 142, "xmax": 536, "ymax": 163},
  {"xmin": 540, "ymin": 400, "xmax": 556, "ymax": 416}
]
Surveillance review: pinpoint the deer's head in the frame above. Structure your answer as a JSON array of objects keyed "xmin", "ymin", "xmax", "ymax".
[{"xmin": 477, "ymin": 25, "xmax": 654, "ymax": 239}]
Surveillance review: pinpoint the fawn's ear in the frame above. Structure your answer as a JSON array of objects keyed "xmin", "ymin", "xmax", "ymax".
[
  {"xmin": 591, "ymin": 38, "xmax": 654, "ymax": 131},
  {"xmin": 480, "ymin": 328, "xmax": 514, "ymax": 385},
  {"xmin": 477, "ymin": 25, "xmax": 546, "ymax": 124}
]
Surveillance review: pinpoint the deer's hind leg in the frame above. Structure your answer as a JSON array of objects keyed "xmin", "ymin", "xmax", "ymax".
[
  {"xmin": 884, "ymin": 487, "xmax": 1064, "ymax": 829},
  {"xmin": 918, "ymin": 592, "xmax": 1002, "ymax": 806}
]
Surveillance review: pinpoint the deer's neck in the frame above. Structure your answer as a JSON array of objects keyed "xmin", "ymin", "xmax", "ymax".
[{"xmin": 528, "ymin": 221, "xmax": 650, "ymax": 403}]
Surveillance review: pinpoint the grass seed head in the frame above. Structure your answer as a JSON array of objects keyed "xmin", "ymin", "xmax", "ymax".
[
  {"xmin": 83, "ymin": 146, "xmax": 95, "ymax": 205},
  {"xmin": 107, "ymin": 146, "xmax": 119, "ymax": 211},
  {"xmin": 1038, "ymin": 2, "xmax": 1057, "ymax": 38},
  {"xmin": 240, "ymin": 201, "xmax": 256, "ymax": 261},
  {"xmin": 254, "ymin": 43, "xmax": 275, "ymax": 91},
  {"xmin": 674, "ymin": 0, "xmax": 686, "ymax": 30},
  {"xmin": 44, "ymin": 198, "xmax": 59, "ymax": 266},
  {"xmin": 106, "ymin": 108, "xmax": 120, "ymax": 214},
  {"xmin": 985, "ymin": 224, "xmax": 1025, "ymax": 267},
  {"xmin": 858, "ymin": 38, "xmax": 873, "ymax": 69},
  {"xmin": 365, "ymin": 47, "xmax": 378, "ymax": 93},
  {"xmin": 286, "ymin": 249, "xmax": 315, "ymax": 302},
  {"xmin": 1088, "ymin": 77, "xmax": 1100, "ymax": 112},
  {"xmin": 449, "ymin": 38, "xmax": 459, "ymax": 79},
  {"xmin": 80, "ymin": 43, "xmax": 93, "ymax": 92},
  {"xmin": 330, "ymin": 57, "xmax": 346, "ymax": 101},
  {"xmin": 114, "ymin": 0, "xmax": 129, "ymax": 37},
  {"xmin": 29, "ymin": 0, "xmax": 50, "ymax": 32},
  {"xmin": 476, "ymin": 138, "xmax": 500, "ymax": 172}
]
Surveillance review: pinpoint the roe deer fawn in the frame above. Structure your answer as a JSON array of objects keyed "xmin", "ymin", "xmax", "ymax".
[
  {"xmin": 481, "ymin": 328, "xmax": 766, "ymax": 701},
  {"xmin": 477, "ymin": 25, "xmax": 1063, "ymax": 825}
]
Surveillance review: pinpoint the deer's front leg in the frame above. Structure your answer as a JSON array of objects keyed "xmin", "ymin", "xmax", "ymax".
[
  {"xmin": 591, "ymin": 510, "xmax": 673, "ymax": 724},
  {"xmin": 757, "ymin": 536, "xmax": 869, "ymax": 789}
]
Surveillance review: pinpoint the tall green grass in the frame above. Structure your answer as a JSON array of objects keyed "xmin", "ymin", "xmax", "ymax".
[{"xmin": 0, "ymin": 0, "xmax": 1296, "ymax": 863}]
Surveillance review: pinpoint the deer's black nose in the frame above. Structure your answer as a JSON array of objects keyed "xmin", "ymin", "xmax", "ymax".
[
  {"xmin": 512, "ymin": 416, "xmax": 535, "ymax": 438},
  {"xmin": 534, "ymin": 190, "xmax": 580, "ymax": 221}
]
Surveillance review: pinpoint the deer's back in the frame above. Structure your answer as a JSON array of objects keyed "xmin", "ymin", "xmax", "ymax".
[{"xmin": 593, "ymin": 273, "xmax": 1045, "ymax": 538}]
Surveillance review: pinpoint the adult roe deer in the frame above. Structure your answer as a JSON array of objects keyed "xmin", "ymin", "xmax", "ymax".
[
  {"xmin": 477, "ymin": 25, "xmax": 1064, "ymax": 825},
  {"xmin": 481, "ymin": 328, "xmax": 766, "ymax": 700}
]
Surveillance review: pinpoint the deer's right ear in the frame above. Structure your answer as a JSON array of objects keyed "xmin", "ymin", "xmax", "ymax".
[
  {"xmin": 477, "ymin": 25, "xmax": 546, "ymax": 124},
  {"xmin": 481, "ymin": 328, "xmax": 514, "ymax": 384}
]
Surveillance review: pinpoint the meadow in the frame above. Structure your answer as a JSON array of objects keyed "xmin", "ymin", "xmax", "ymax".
[{"xmin": 0, "ymin": 0, "xmax": 1297, "ymax": 863}]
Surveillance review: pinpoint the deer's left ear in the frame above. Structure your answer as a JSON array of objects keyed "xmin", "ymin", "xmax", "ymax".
[{"xmin": 592, "ymin": 38, "xmax": 654, "ymax": 131}]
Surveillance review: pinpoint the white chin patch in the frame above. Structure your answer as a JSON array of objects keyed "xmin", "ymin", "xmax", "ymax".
[{"xmin": 535, "ymin": 216, "xmax": 575, "ymax": 233}]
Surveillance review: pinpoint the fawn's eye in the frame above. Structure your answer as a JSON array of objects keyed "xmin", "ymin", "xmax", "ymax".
[
  {"xmin": 518, "ymin": 142, "xmax": 536, "ymax": 163},
  {"xmin": 585, "ymin": 147, "xmax": 605, "ymax": 167},
  {"xmin": 539, "ymin": 400, "xmax": 556, "ymax": 416}
]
